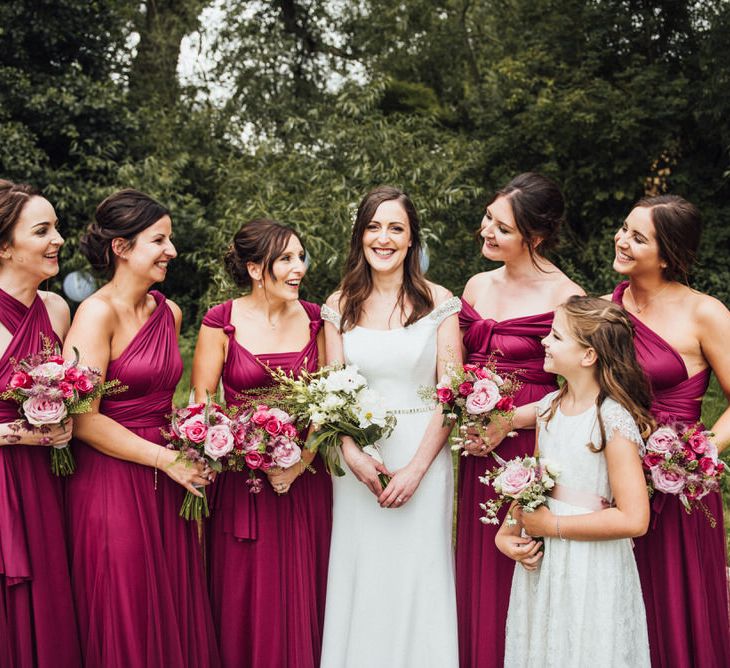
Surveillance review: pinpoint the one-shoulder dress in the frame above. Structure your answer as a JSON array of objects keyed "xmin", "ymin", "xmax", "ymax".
[
  {"xmin": 612, "ymin": 281, "xmax": 730, "ymax": 667},
  {"xmin": 0, "ymin": 288, "xmax": 81, "ymax": 667},
  {"xmin": 456, "ymin": 299, "xmax": 557, "ymax": 668},
  {"xmin": 203, "ymin": 299, "xmax": 332, "ymax": 668},
  {"xmin": 65, "ymin": 290, "xmax": 220, "ymax": 668}
]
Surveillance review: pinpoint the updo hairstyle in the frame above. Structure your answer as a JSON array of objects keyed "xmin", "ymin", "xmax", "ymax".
[{"xmin": 0, "ymin": 179, "xmax": 41, "ymax": 250}]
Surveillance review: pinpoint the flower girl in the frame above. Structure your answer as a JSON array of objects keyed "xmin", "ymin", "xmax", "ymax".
[{"xmin": 496, "ymin": 296, "xmax": 654, "ymax": 667}]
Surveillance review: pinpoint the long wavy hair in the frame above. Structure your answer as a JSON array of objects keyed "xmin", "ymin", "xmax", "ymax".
[
  {"xmin": 338, "ymin": 186, "xmax": 433, "ymax": 332},
  {"xmin": 539, "ymin": 296, "xmax": 655, "ymax": 451}
]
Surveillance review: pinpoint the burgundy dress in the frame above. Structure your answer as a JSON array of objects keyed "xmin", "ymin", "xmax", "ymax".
[
  {"xmin": 65, "ymin": 291, "xmax": 220, "ymax": 668},
  {"xmin": 0, "ymin": 289, "xmax": 81, "ymax": 668},
  {"xmin": 613, "ymin": 281, "xmax": 730, "ymax": 667},
  {"xmin": 203, "ymin": 300, "xmax": 332, "ymax": 668},
  {"xmin": 456, "ymin": 299, "xmax": 557, "ymax": 668}
]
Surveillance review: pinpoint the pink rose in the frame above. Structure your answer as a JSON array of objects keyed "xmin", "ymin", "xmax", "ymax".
[
  {"xmin": 267, "ymin": 407, "xmax": 292, "ymax": 424},
  {"xmin": 273, "ymin": 438, "xmax": 302, "ymax": 468},
  {"xmin": 64, "ymin": 366, "xmax": 84, "ymax": 382},
  {"xmin": 48, "ymin": 354, "xmax": 65, "ymax": 364},
  {"xmin": 464, "ymin": 379, "xmax": 500, "ymax": 415},
  {"xmin": 204, "ymin": 424, "xmax": 234, "ymax": 460},
  {"xmin": 74, "ymin": 376, "xmax": 94, "ymax": 394},
  {"xmin": 245, "ymin": 451, "xmax": 264, "ymax": 469},
  {"xmin": 646, "ymin": 427, "xmax": 678, "ymax": 455},
  {"xmin": 58, "ymin": 381, "xmax": 75, "ymax": 399},
  {"xmin": 181, "ymin": 416, "xmax": 208, "ymax": 443},
  {"xmin": 463, "ymin": 363, "xmax": 478, "ymax": 373},
  {"xmin": 261, "ymin": 452, "xmax": 274, "ymax": 470},
  {"xmin": 699, "ymin": 457, "xmax": 717, "ymax": 477},
  {"xmin": 252, "ymin": 410, "xmax": 270, "ymax": 426},
  {"xmin": 682, "ymin": 446, "xmax": 696, "ymax": 462},
  {"xmin": 495, "ymin": 396, "xmax": 514, "ymax": 412},
  {"xmin": 281, "ymin": 423, "xmax": 298, "ymax": 439},
  {"xmin": 458, "ymin": 382, "xmax": 474, "ymax": 397},
  {"xmin": 643, "ymin": 453, "xmax": 663, "ymax": 468},
  {"xmin": 651, "ymin": 467, "xmax": 685, "ymax": 495},
  {"xmin": 8, "ymin": 371, "xmax": 32, "ymax": 389},
  {"xmin": 22, "ymin": 395, "xmax": 67, "ymax": 425},
  {"xmin": 496, "ymin": 461, "xmax": 535, "ymax": 497},
  {"xmin": 717, "ymin": 461, "xmax": 726, "ymax": 473},
  {"xmin": 29, "ymin": 362, "xmax": 66, "ymax": 382},
  {"xmin": 688, "ymin": 432, "xmax": 708, "ymax": 454},
  {"xmin": 436, "ymin": 387, "xmax": 454, "ymax": 404},
  {"xmin": 265, "ymin": 418, "xmax": 282, "ymax": 436},
  {"xmin": 474, "ymin": 367, "xmax": 489, "ymax": 380}
]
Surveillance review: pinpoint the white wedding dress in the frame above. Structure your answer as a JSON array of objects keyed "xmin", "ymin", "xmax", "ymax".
[
  {"xmin": 319, "ymin": 298, "xmax": 461, "ymax": 668},
  {"xmin": 504, "ymin": 392, "xmax": 651, "ymax": 668}
]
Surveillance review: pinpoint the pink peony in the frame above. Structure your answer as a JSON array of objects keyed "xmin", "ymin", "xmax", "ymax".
[
  {"xmin": 281, "ymin": 423, "xmax": 298, "ymax": 439},
  {"xmin": 651, "ymin": 467, "xmax": 685, "ymax": 495},
  {"xmin": 22, "ymin": 395, "xmax": 67, "ymax": 425},
  {"xmin": 251, "ymin": 410, "xmax": 270, "ymax": 426},
  {"xmin": 646, "ymin": 427, "xmax": 678, "ymax": 455},
  {"xmin": 458, "ymin": 382, "xmax": 474, "ymax": 397},
  {"xmin": 204, "ymin": 424, "xmax": 234, "ymax": 460},
  {"xmin": 643, "ymin": 453, "xmax": 664, "ymax": 468},
  {"xmin": 181, "ymin": 416, "xmax": 207, "ymax": 443},
  {"xmin": 264, "ymin": 418, "xmax": 282, "ymax": 436},
  {"xmin": 58, "ymin": 381, "xmax": 75, "ymax": 399},
  {"xmin": 687, "ymin": 432, "xmax": 708, "ymax": 454},
  {"xmin": 699, "ymin": 457, "xmax": 717, "ymax": 476},
  {"xmin": 436, "ymin": 387, "xmax": 454, "ymax": 404},
  {"xmin": 273, "ymin": 439, "xmax": 302, "ymax": 468},
  {"xmin": 464, "ymin": 379, "xmax": 500, "ymax": 415},
  {"xmin": 8, "ymin": 371, "xmax": 32, "ymax": 389},
  {"xmin": 496, "ymin": 461, "xmax": 536, "ymax": 496},
  {"xmin": 245, "ymin": 451, "xmax": 264, "ymax": 469},
  {"xmin": 29, "ymin": 362, "xmax": 66, "ymax": 382},
  {"xmin": 74, "ymin": 376, "xmax": 94, "ymax": 394}
]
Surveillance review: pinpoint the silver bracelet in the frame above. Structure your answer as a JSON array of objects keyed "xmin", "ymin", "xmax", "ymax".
[{"xmin": 556, "ymin": 515, "xmax": 567, "ymax": 542}]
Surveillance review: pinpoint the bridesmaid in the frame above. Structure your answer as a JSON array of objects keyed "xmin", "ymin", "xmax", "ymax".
[
  {"xmin": 64, "ymin": 189, "xmax": 219, "ymax": 667},
  {"xmin": 456, "ymin": 172, "xmax": 583, "ymax": 668},
  {"xmin": 191, "ymin": 218, "xmax": 332, "ymax": 667},
  {"xmin": 0, "ymin": 180, "xmax": 81, "ymax": 667},
  {"xmin": 608, "ymin": 194, "xmax": 730, "ymax": 667}
]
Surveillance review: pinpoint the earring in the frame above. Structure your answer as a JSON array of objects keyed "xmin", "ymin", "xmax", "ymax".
[{"xmin": 258, "ymin": 281, "xmax": 263, "ymax": 289}]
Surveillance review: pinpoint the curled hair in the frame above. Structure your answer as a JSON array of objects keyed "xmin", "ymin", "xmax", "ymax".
[
  {"xmin": 539, "ymin": 296, "xmax": 655, "ymax": 451},
  {"xmin": 0, "ymin": 179, "xmax": 41, "ymax": 250},
  {"xmin": 487, "ymin": 172, "xmax": 565, "ymax": 268},
  {"xmin": 224, "ymin": 219, "xmax": 302, "ymax": 290},
  {"xmin": 338, "ymin": 186, "xmax": 433, "ymax": 332},
  {"xmin": 634, "ymin": 195, "xmax": 701, "ymax": 283},
  {"xmin": 80, "ymin": 189, "xmax": 170, "ymax": 278}
]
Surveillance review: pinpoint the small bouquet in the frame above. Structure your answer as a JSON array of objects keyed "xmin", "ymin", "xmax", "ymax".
[
  {"xmin": 264, "ymin": 364, "xmax": 397, "ymax": 489},
  {"xmin": 478, "ymin": 454, "xmax": 560, "ymax": 526},
  {"xmin": 1, "ymin": 336, "xmax": 123, "ymax": 475},
  {"xmin": 226, "ymin": 404, "xmax": 303, "ymax": 494},
  {"xmin": 423, "ymin": 360, "xmax": 521, "ymax": 455},
  {"xmin": 163, "ymin": 398, "xmax": 234, "ymax": 520},
  {"xmin": 643, "ymin": 423, "xmax": 725, "ymax": 525}
]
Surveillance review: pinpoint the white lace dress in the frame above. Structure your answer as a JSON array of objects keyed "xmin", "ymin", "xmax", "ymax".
[
  {"xmin": 319, "ymin": 298, "xmax": 461, "ymax": 668},
  {"xmin": 504, "ymin": 393, "xmax": 651, "ymax": 668}
]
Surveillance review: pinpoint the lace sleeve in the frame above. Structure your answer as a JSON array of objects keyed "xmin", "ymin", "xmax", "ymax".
[
  {"xmin": 429, "ymin": 296, "xmax": 462, "ymax": 326},
  {"xmin": 321, "ymin": 303, "xmax": 341, "ymax": 329},
  {"xmin": 602, "ymin": 400, "xmax": 645, "ymax": 455}
]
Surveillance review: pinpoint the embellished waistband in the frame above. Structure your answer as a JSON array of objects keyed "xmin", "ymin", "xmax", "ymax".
[{"xmin": 392, "ymin": 405, "xmax": 436, "ymax": 415}]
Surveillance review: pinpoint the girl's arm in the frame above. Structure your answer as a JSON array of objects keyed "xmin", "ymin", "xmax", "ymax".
[
  {"xmin": 520, "ymin": 433, "xmax": 649, "ymax": 540},
  {"xmin": 66, "ymin": 298, "xmax": 209, "ymax": 496}
]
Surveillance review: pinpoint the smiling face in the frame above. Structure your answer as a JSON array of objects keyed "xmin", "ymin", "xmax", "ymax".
[
  {"xmin": 541, "ymin": 308, "xmax": 591, "ymax": 376},
  {"xmin": 116, "ymin": 214, "xmax": 176, "ymax": 283},
  {"xmin": 361, "ymin": 199, "xmax": 412, "ymax": 274},
  {"xmin": 260, "ymin": 234, "xmax": 307, "ymax": 301},
  {"xmin": 0, "ymin": 196, "xmax": 64, "ymax": 281},
  {"xmin": 479, "ymin": 195, "xmax": 527, "ymax": 262},
  {"xmin": 613, "ymin": 206, "xmax": 665, "ymax": 278}
]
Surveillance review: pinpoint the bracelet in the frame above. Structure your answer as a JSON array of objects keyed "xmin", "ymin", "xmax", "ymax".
[
  {"xmin": 556, "ymin": 515, "xmax": 567, "ymax": 542},
  {"xmin": 153, "ymin": 448, "xmax": 161, "ymax": 491}
]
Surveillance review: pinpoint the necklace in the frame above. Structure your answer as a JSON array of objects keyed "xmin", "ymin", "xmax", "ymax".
[{"xmin": 627, "ymin": 283, "xmax": 671, "ymax": 313}]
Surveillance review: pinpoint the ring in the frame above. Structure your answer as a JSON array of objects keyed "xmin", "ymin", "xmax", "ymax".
[
  {"xmin": 480, "ymin": 445, "xmax": 487, "ymax": 452},
  {"xmin": 397, "ymin": 496, "xmax": 403, "ymax": 503}
]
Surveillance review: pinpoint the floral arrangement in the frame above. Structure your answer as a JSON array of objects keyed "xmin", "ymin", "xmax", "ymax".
[
  {"xmin": 478, "ymin": 454, "xmax": 560, "ymax": 526},
  {"xmin": 163, "ymin": 398, "xmax": 234, "ymax": 520},
  {"xmin": 643, "ymin": 423, "xmax": 725, "ymax": 525},
  {"xmin": 2, "ymin": 337, "xmax": 123, "ymax": 475},
  {"xmin": 422, "ymin": 359, "xmax": 521, "ymax": 454},
  {"xmin": 262, "ymin": 364, "xmax": 397, "ymax": 489},
  {"xmin": 226, "ymin": 404, "xmax": 303, "ymax": 494}
]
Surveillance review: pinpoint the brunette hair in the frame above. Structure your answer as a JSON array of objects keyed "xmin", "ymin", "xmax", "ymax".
[
  {"xmin": 338, "ymin": 186, "xmax": 433, "ymax": 331},
  {"xmin": 539, "ymin": 296, "xmax": 655, "ymax": 451},
  {"xmin": 0, "ymin": 179, "xmax": 41, "ymax": 250},
  {"xmin": 634, "ymin": 195, "xmax": 701, "ymax": 283},
  {"xmin": 80, "ymin": 189, "xmax": 170, "ymax": 278},
  {"xmin": 487, "ymin": 172, "xmax": 565, "ymax": 267},
  {"xmin": 224, "ymin": 218, "xmax": 303, "ymax": 290}
]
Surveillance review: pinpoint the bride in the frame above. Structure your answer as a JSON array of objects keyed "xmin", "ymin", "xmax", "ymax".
[{"xmin": 320, "ymin": 186, "xmax": 461, "ymax": 667}]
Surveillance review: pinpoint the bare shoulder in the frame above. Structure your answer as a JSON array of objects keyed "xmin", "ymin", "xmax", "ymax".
[
  {"xmin": 40, "ymin": 290, "xmax": 71, "ymax": 337},
  {"xmin": 426, "ymin": 281, "xmax": 454, "ymax": 306},
  {"xmin": 693, "ymin": 290, "xmax": 730, "ymax": 329},
  {"xmin": 551, "ymin": 273, "xmax": 585, "ymax": 302},
  {"xmin": 72, "ymin": 293, "xmax": 117, "ymax": 333},
  {"xmin": 462, "ymin": 270, "xmax": 498, "ymax": 301},
  {"xmin": 165, "ymin": 298, "xmax": 183, "ymax": 329}
]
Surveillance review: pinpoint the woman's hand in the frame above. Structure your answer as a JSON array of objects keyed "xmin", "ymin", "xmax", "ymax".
[
  {"xmin": 378, "ymin": 461, "xmax": 426, "ymax": 508},
  {"xmin": 0, "ymin": 419, "xmax": 74, "ymax": 447},
  {"xmin": 495, "ymin": 532, "xmax": 543, "ymax": 571},
  {"xmin": 266, "ymin": 462, "xmax": 304, "ymax": 495},
  {"xmin": 342, "ymin": 437, "xmax": 390, "ymax": 497},
  {"xmin": 462, "ymin": 414, "xmax": 513, "ymax": 456},
  {"xmin": 518, "ymin": 505, "xmax": 555, "ymax": 538},
  {"xmin": 158, "ymin": 448, "xmax": 211, "ymax": 496}
]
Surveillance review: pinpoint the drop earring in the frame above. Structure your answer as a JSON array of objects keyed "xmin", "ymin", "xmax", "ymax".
[{"xmin": 258, "ymin": 281, "xmax": 263, "ymax": 289}]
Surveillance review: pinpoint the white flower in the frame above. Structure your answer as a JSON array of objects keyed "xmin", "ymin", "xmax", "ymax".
[
  {"xmin": 354, "ymin": 388, "xmax": 388, "ymax": 428},
  {"xmin": 310, "ymin": 411, "xmax": 327, "ymax": 426},
  {"xmin": 321, "ymin": 394, "xmax": 346, "ymax": 411},
  {"xmin": 323, "ymin": 365, "xmax": 367, "ymax": 394},
  {"xmin": 541, "ymin": 458, "xmax": 561, "ymax": 477}
]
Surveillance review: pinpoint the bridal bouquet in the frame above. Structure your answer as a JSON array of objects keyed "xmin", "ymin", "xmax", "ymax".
[
  {"xmin": 163, "ymin": 398, "xmax": 233, "ymax": 520},
  {"xmin": 423, "ymin": 359, "xmax": 521, "ymax": 454},
  {"xmin": 643, "ymin": 423, "xmax": 725, "ymax": 525},
  {"xmin": 478, "ymin": 454, "xmax": 560, "ymax": 526},
  {"xmin": 265, "ymin": 364, "xmax": 397, "ymax": 489},
  {"xmin": 226, "ymin": 404, "xmax": 303, "ymax": 494},
  {"xmin": 1, "ymin": 336, "xmax": 123, "ymax": 475}
]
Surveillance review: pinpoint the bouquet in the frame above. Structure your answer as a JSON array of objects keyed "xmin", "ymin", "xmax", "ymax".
[
  {"xmin": 423, "ymin": 360, "xmax": 521, "ymax": 454},
  {"xmin": 643, "ymin": 423, "xmax": 725, "ymax": 525},
  {"xmin": 264, "ymin": 364, "xmax": 397, "ymax": 489},
  {"xmin": 478, "ymin": 454, "xmax": 560, "ymax": 526},
  {"xmin": 226, "ymin": 404, "xmax": 303, "ymax": 494},
  {"xmin": 1, "ymin": 336, "xmax": 123, "ymax": 475},
  {"xmin": 163, "ymin": 398, "xmax": 234, "ymax": 520}
]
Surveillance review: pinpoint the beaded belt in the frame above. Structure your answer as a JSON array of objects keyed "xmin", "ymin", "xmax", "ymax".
[{"xmin": 392, "ymin": 405, "xmax": 436, "ymax": 415}]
